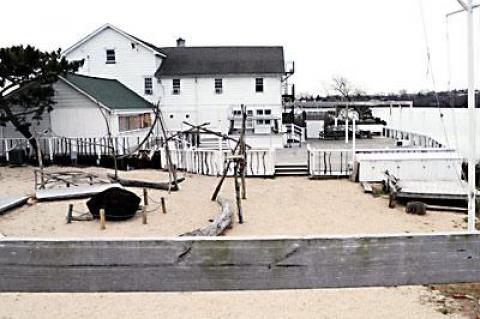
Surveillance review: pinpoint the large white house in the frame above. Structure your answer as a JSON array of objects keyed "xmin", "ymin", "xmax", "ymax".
[{"xmin": 63, "ymin": 24, "xmax": 292, "ymax": 148}]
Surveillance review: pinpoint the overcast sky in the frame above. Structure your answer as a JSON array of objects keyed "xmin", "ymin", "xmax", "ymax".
[{"xmin": 1, "ymin": 0, "xmax": 478, "ymax": 94}]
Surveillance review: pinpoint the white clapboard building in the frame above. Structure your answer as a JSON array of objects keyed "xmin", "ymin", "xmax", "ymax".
[{"xmin": 63, "ymin": 24, "xmax": 292, "ymax": 148}]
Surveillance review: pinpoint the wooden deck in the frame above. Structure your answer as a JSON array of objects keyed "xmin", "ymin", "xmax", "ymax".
[{"xmin": 396, "ymin": 180, "xmax": 469, "ymax": 201}]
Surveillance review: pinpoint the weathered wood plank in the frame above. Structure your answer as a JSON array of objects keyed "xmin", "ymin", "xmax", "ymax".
[
  {"xmin": 0, "ymin": 196, "xmax": 28, "ymax": 215},
  {"xmin": 35, "ymin": 183, "xmax": 123, "ymax": 201},
  {"xmin": 0, "ymin": 233, "xmax": 480, "ymax": 292}
]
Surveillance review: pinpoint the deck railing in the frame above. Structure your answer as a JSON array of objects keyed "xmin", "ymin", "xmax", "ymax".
[
  {"xmin": 0, "ymin": 136, "xmax": 162, "ymax": 162},
  {"xmin": 383, "ymin": 127, "xmax": 444, "ymax": 148},
  {"xmin": 307, "ymin": 146, "xmax": 353, "ymax": 177},
  {"xmin": 165, "ymin": 148, "xmax": 275, "ymax": 177},
  {"xmin": 307, "ymin": 145, "xmax": 456, "ymax": 178}
]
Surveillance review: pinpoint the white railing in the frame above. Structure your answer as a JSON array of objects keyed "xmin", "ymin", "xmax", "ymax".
[
  {"xmin": 383, "ymin": 127, "xmax": 444, "ymax": 148},
  {"xmin": 164, "ymin": 148, "xmax": 275, "ymax": 177},
  {"xmin": 284, "ymin": 123, "xmax": 305, "ymax": 147},
  {"xmin": 307, "ymin": 146, "xmax": 353, "ymax": 177},
  {"xmin": 306, "ymin": 144, "xmax": 454, "ymax": 178},
  {"xmin": 0, "ymin": 136, "xmax": 162, "ymax": 162}
]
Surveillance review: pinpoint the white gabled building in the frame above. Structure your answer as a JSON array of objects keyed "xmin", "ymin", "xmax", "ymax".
[
  {"xmin": 0, "ymin": 73, "xmax": 156, "ymax": 140},
  {"xmin": 63, "ymin": 24, "xmax": 165, "ymax": 104},
  {"xmin": 62, "ymin": 24, "xmax": 293, "ymax": 148}
]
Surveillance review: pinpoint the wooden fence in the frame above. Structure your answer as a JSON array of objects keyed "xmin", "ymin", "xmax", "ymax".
[
  {"xmin": 0, "ymin": 136, "xmax": 162, "ymax": 163},
  {"xmin": 166, "ymin": 148, "xmax": 275, "ymax": 177},
  {"xmin": 1, "ymin": 232, "xmax": 479, "ymax": 292}
]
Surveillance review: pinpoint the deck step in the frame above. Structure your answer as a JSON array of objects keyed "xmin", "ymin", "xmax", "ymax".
[{"xmin": 274, "ymin": 163, "xmax": 309, "ymax": 176}]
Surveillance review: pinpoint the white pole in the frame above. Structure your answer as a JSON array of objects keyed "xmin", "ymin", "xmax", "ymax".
[
  {"xmin": 345, "ymin": 104, "xmax": 349, "ymax": 144},
  {"xmin": 467, "ymin": 0, "xmax": 476, "ymax": 232},
  {"xmin": 352, "ymin": 118, "xmax": 356, "ymax": 160}
]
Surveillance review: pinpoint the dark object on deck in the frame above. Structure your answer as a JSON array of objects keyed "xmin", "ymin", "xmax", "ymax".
[
  {"xmin": 8, "ymin": 149, "xmax": 26, "ymax": 165},
  {"xmin": 86, "ymin": 187, "xmax": 141, "ymax": 221},
  {"xmin": 406, "ymin": 201, "xmax": 427, "ymax": 216}
]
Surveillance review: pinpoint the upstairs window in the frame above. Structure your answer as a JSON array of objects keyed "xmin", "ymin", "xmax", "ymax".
[
  {"xmin": 144, "ymin": 77, "xmax": 153, "ymax": 95},
  {"xmin": 106, "ymin": 49, "xmax": 116, "ymax": 64},
  {"xmin": 215, "ymin": 78, "xmax": 223, "ymax": 94},
  {"xmin": 255, "ymin": 78, "xmax": 264, "ymax": 92},
  {"xmin": 172, "ymin": 79, "xmax": 181, "ymax": 94}
]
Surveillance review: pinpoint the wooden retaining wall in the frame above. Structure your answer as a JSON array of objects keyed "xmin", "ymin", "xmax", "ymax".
[{"xmin": 1, "ymin": 232, "xmax": 479, "ymax": 292}]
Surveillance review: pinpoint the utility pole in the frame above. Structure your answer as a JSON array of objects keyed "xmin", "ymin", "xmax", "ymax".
[{"xmin": 448, "ymin": 0, "xmax": 477, "ymax": 232}]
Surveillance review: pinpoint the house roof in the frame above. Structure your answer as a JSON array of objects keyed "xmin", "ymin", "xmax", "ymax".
[
  {"xmin": 61, "ymin": 73, "xmax": 154, "ymax": 110},
  {"xmin": 63, "ymin": 24, "xmax": 166, "ymax": 57},
  {"xmin": 155, "ymin": 46, "xmax": 285, "ymax": 77}
]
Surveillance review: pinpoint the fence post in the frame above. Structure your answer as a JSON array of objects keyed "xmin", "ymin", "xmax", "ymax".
[
  {"xmin": 5, "ymin": 140, "xmax": 9, "ymax": 162},
  {"xmin": 48, "ymin": 138, "xmax": 53, "ymax": 161}
]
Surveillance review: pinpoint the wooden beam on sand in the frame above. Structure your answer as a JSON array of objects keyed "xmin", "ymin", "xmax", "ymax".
[
  {"xmin": 1, "ymin": 232, "xmax": 480, "ymax": 292},
  {"xmin": 35, "ymin": 184, "xmax": 123, "ymax": 201},
  {"xmin": 180, "ymin": 196, "xmax": 233, "ymax": 236},
  {"xmin": 0, "ymin": 196, "xmax": 28, "ymax": 215}
]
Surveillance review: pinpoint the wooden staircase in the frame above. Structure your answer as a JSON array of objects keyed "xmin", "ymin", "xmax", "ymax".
[{"xmin": 274, "ymin": 163, "xmax": 309, "ymax": 176}]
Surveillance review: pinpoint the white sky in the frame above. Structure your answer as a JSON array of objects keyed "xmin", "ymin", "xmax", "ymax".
[{"xmin": 1, "ymin": 0, "xmax": 478, "ymax": 94}]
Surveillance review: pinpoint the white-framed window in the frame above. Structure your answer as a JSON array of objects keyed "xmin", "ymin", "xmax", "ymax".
[
  {"xmin": 215, "ymin": 78, "xmax": 223, "ymax": 94},
  {"xmin": 257, "ymin": 119, "xmax": 264, "ymax": 125},
  {"xmin": 144, "ymin": 77, "xmax": 153, "ymax": 95},
  {"xmin": 256, "ymin": 109, "xmax": 264, "ymax": 115},
  {"xmin": 255, "ymin": 78, "xmax": 264, "ymax": 92},
  {"xmin": 106, "ymin": 49, "xmax": 116, "ymax": 64},
  {"xmin": 118, "ymin": 113, "xmax": 152, "ymax": 132},
  {"xmin": 172, "ymin": 79, "xmax": 180, "ymax": 94},
  {"xmin": 265, "ymin": 109, "xmax": 271, "ymax": 115}
]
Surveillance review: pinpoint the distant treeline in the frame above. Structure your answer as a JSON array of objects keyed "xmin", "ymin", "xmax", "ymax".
[{"xmin": 297, "ymin": 90, "xmax": 480, "ymax": 108}]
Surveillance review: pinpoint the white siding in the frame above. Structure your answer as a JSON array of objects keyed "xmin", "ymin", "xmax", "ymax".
[
  {"xmin": 159, "ymin": 75, "xmax": 283, "ymax": 132},
  {"xmin": 50, "ymin": 81, "xmax": 111, "ymax": 137},
  {"xmin": 64, "ymin": 27, "xmax": 162, "ymax": 104}
]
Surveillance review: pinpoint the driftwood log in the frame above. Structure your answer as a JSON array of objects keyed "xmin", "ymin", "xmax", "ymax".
[
  {"xmin": 180, "ymin": 196, "xmax": 233, "ymax": 236},
  {"xmin": 107, "ymin": 173, "xmax": 185, "ymax": 191}
]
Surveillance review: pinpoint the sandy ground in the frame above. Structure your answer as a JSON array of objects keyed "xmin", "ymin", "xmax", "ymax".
[
  {"xmin": 0, "ymin": 287, "xmax": 465, "ymax": 319},
  {"xmin": 0, "ymin": 166, "xmax": 466, "ymax": 237},
  {"xmin": 0, "ymin": 165, "xmax": 470, "ymax": 318}
]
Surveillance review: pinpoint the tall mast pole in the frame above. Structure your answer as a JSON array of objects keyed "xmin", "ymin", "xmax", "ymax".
[{"xmin": 467, "ymin": 0, "xmax": 476, "ymax": 232}]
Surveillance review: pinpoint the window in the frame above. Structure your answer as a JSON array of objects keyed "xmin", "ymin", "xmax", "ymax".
[
  {"xmin": 172, "ymin": 79, "xmax": 180, "ymax": 94},
  {"xmin": 265, "ymin": 109, "xmax": 271, "ymax": 115},
  {"xmin": 255, "ymin": 78, "xmax": 264, "ymax": 92},
  {"xmin": 215, "ymin": 78, "xmax": 223, "ymax": 94},
  {"xmin": 256, "ymin": 109, "xmax": 264, "ymax": 116},
  {"xmin": 257, "ymin": 120, "xmax": 264, "ymax": 125},
  {"xmin": 106, "ymin": 49, "xmax": 116, "ymax": 64},
  {"xmin": 118, "ymin": 113, "xmax": 152, "ymax": 132},
  {"xmin": 144, "ymin": 77, "xmax": 153, "ymax": 95},
  {"xmin": 265, "ymin": 119, "xmax": 271, "ymax": 125}
]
